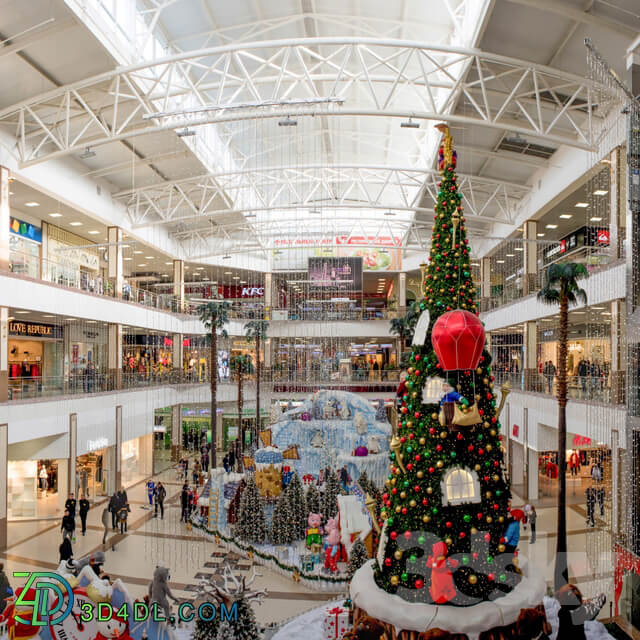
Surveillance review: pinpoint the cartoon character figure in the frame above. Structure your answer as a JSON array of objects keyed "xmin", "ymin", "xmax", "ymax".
[
  {"xmin": 148, "ymin": 567, "xmax": 178, "ymax": 622},
  {"xmin": 95, "ymin": 611, "xmax": 134, "ymax": 639},
  {"xmin": 426, "ymin": 541, "xmax": 459, "ymax": 604},
  {"xmin": 323, "ymin": 517, "xmax": 342, "ymax": 573},
  {"xmin": 306, "ymin": 512, "xmax": 324, "ymax": 551},
  {"xmin": 146, "ymin": 480, "xmax": 155, "ymax": 507}
]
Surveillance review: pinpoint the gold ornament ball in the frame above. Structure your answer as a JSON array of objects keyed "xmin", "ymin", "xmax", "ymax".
[
  {"xmin": 412, "ymin": 392, "xmax": 418, "ymax": 398},
  {"xmin": 456, "ymin": 384, "xmax": 462, "ymax": 390},
  {"xmin": 426, "ymin": 487, "xmax": 433, "ymax": 494},
  {"xmin": 483, "ymin": 422, "xmax": 490, "ymax": 428},
  {"xmin": 385, "ymin": 479, "xmax": 391, "ymax": 487},
  {"xmin": 483, "ymin": 378, "xmax": 489, "ymax": 384},
  {"xmin": 486, "ymin": 516, "xmax": 493, "ymax": 523},
  {"xmin": 391, "ymin": 478, "xmax": 397, "ymax": 486},
  {"xmin": 394, "ymin": 550, "xmax": 403, "ymax": 560},
  {"xmin": 476, "ymin": 368, "xmax": 483, "ymax": 375},
  {"xmin": 419, "ymin": 437, "xmax": 426, "ymax": 445},
  {"xmin": 475, "ymin": 464, "xmax": 481, "ymax": 472},
  {"xmin": 498, "ymin": 544, "xmax": 506, "ymax": 553},
  {"xmin": 417, "ymin": 471, "xmax": 424, "ymax": 479},
  {"xmin": 471, "ymin": 527, "xmax": 478, "ymax": 534},
  {"xmin": 436, "ymin": 460, "xmax": 444, "ymax": 468},
  {"xmin": 390, "ymin": 576, "xmax": 399, "ymax": 586},
  {"xmin": 498, "ymin": 516, "xmax": 504, "ymax": 523},
  {"xmin": 400, "ymin": 491, "xmax": 407, "ymax": 499},
  {"xmin": 490, "ymin": 430, "xmax": 497, "ymax": 437},
  {"xmin": 395, "ymin": 506, "xmax": 401, "ymax": 514},
  {"xmin": 486, "ymin": 445, "xmax": 493, "ymax": 452},
  {"xmin": 513, "ymin": 558, "xmax": 519, "ymax": 567},
  {"xmin": 440, "ymin": 431, "xmax": 447, "ymax": 439},
  {"xmin": 408, "ymin": 367, "xmax": 414, "ymax": 375},
  {"xmin": 485, "ymin": 491, "xmax": 492, "ymax": 499},
  {"xmin": 440, "ymin": 288, "xmax": 445, "ymax": 294},
  {"xmin": 431, "ymin": 413, "xmax": 438, "ymax": 420},
  {"xmin": 410, "ymin": 499, "xmax": 417, "ymax": 507},
  {"xmin": 445, "ymin": 537, "xmax": 453, "ymax": 546},
  {"xmin": 423, "ymin": 515, "xmax": 431, "ymax": 523},
  {"xmin": 468, "ymin": 575, "xmax": 478, "ymax": 585},
  {"xmin": 475, "ymin": 394, "xmax": 481, "ymax": 401},
  {"xmin": 382, "ymin": 511, "xmax": 389, "ymax": 520},
  {"xmin": 407, "ymin": 421, "xmax": 413, "ymax": 428},
  {"xmin": 492, "ymin": 474, "xmax": 499, "ymax": 482}
]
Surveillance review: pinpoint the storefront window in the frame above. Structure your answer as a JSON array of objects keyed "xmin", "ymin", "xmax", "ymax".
[
  {"xmin": 121, "ymin": 435, "xmax": 152, "ymax": 488},
  {"xmin": 9, "ymin": 234, "xmax": 40, "ymax": 278},
  {"xmin": 8, "ymin": 459, "xmax": 67, "ymax": 519},
  {"xmin": 76, "ymin": 448, "xmax": 113, "ymax": 502}
]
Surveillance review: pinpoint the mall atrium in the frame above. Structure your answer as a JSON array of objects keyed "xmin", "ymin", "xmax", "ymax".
[{"xmin": 0, "ymin": 1, "xmax": 639, "ymax": 639}]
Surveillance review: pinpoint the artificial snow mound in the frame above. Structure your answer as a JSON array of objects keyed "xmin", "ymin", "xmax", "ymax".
[{"xmin": 350, "ymin": 560, "xmax": 546, "ymax": 640}]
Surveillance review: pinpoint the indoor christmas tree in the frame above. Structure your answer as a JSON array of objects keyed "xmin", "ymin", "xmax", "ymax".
[
  {"xmin": 322, "ymin": 469, "xmax": 340, "ymax": 522},
  {"xmin": 305, "ymin": 483, "xmax": 321, "ymax": 515},
  {"xmin": 286, "ymin": 472, "xmax": 307, "ymax": 539},
  {"xmin": 232, "ymin": 598, "xmax": 262, "ymax": 640},
  {"xmin": 348, "ymin": 538, "xmax": 369, "ymax": 581},
  {"xmin": 271, "ymin": 487, "xmax": 295, "ymax": 545},
  {"xmin": 192, "ymin": 607, "xmax": 220, "ymax": 640},
  {"xmin": 236, "ymin": 476, "xmax": 267, "ymax": 544},
  {"xmin": 373, "ymin": 125, "xmax": 518, "ymax": 606},
  {"xmin": 215, "ymin": 619, "xmax": 234, "ymax": 640}
]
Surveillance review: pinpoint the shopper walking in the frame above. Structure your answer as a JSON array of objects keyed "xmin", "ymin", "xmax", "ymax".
[
  {"xmin": 117, "ymin": 501, "xmax": 129, "ymax": 534},
  {"xmin": 59, "ymin": 536, "xmax": 73, "ymax": 562},
  {"xmin": 504, "ymin": 513, "xmax": 520, "ymax": 553},
  {"xmin": 578, "ymin": 359, "xmax": 588, "ymax": 397},
  {"xmin": 154, "ymin": 481, "xmax": 166, "ymax": 519},
  {"xmin": 223, "ymin": 453, "xmax": 230, "ymax": 473},
  {"xmin": 568, "ymin": 450, "xmax": 580, "ymax": 477},
  {"xmin": 597, "ymin": 486, "xmax": 605, "ymax": 517},
  {"xmin": 78, "ymin": 494, "xmax": 90, "ymax": 536},
  {"xmin": 528, "ymin": 505, "xmax": 537, "ymax": 544},
  {"xmin": 192, "ymin": 459, "xmax": 201, "ymax": 485},
  {"xmin": 61, "ymin": 509, "xmax": 75, "ymax": 542},
  {"xmin": 586, "ymin": 487, "xmax": 595, "ymax": 527},
  {"xmin": 180, "ymin": 484, "xmax": 189, "ymax": 523},
  {"xmin": 101, "ymin": 507, "xmax": 111, "ymax": 547},
  {"xmin": 201, "ymin": 449, "xmax": 209, "ymax": 474},
  {"xmin": 65, "ymin": 493, "xmax": 77, "ymax": 519},
  {"xmin": 109, "ymin": 492, "xmax": 118, "ymax": 530}
]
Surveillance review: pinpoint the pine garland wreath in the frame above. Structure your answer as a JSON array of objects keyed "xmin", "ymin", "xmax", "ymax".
[
  {"xmin": 305, "ymin": 483, "xmax": 322, "ymax": 516},
  {"xmin": 322, "ymin": 469, "xmax": 340, "ymax": 522},
  {"xmin": 348, "ymin": 538, "xmax": 370, "ymax": 581},
  {"xmin": 271, "ymin": 487, "xmax": 295, "ymax": 545},
  {"xmin": 236, "ymin": 476, "xmax": 267, "ymax": 544},
  {"xmin": 374, "ymin": 125, "xmax": 518, "ymax": 606},
  {"xmin": 287, "ymin": 472, "xmax": 307, "ymax": 539}
]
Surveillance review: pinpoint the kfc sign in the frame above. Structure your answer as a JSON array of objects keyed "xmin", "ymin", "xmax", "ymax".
[{"xmin": 219, "ymin": 285, "xmax": 264, "ymax": 298}]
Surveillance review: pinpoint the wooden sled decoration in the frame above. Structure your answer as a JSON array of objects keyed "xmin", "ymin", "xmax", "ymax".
[
  {"xmin": 258, "ymin": 428, "xmax": 272, "ymax": 447},
  {"xmin": 282, "ymin": 444, "xmax": 300, "ymax": 460}
]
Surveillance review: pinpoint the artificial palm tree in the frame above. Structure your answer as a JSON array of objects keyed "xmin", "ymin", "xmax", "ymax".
[
  {"xmin": 537, "ymin": 261, "xmax": 588, "ymax": 591},
  {"xmin": 230, "ymin": 353, "xmax": 254, "ymax": 468},
  {"xmin": 389, "ymin": 301, "xmax": 420, "ymax": 367},
  {"xmin": 244, "ymin": 319, "xmax": 269, "ymax": 449},
  {"xmin": 198, "ymin": 300, "xmax": 231, "ymax": 470}
]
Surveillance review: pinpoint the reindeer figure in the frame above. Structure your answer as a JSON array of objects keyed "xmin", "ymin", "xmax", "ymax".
[{"xmin": 194, "ymin": 563, "xmax": 267, "ymax": 613}]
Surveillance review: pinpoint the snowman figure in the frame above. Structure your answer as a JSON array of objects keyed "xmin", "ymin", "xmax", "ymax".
[{"xmin": 95, "ymin": 613, "xmax": 135, "ymax": 640}]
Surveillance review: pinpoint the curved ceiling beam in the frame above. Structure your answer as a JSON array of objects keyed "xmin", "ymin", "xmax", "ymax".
[{"xmin": 0, "ymin": 38, "xmax": 614, "ymax": 166}]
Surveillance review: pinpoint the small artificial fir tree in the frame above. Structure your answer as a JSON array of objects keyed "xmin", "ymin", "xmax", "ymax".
[
  {"xmin": 236, "ymin": 476, "xmax": 267, "ymax": 544},
  {"xmin": 192, "ymin": 605, "xmax": 219, "ymax": 640},
  {"xmin": 233, "ymin": 598, "xmax": 262, "ymax": 640},
  {"xmin": 322, "ymin": 469, "xmax": 341, "ymax": 522},
  {"xmin": 374, "ymin": 125, "xmax": 517, "ymax": 606},
  {"xmin": 215, "ymin": 619, "xmax": 234, "ymax": 640},
  {"xmin": 286, "ymin": 472, "xmax": 307, "ymax": 539},
  {"xmin": 271, "ymin": 487, "xmax": 295, "ymax": 545},
  {"xmin": 305, "ymin": 483, "xmax": 322, "ymax": 516},
  {"xmin": 348, "ymin": 537, "xmax": 370, "ymax": 581}
]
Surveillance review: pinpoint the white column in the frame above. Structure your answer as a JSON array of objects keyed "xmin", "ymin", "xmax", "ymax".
[
  {"xmin": 523, "ymin": 220, "xmax": 538, "ymax": 295},
  {"xmin": 523, "ymin": 320, "xmax": 537, "ymax": 390},
  {"xmin": 41, "ymin": 222, "xmax": 48, "ymax": 280},
  {"xmin": 481, "ymin": 257, "xmax": 491, "ymax": 310},
  {"xmin": 171, "ymin": 404, "xmax": 182, "ymax": 461},
  {"xmin": 173, "ymin": 260, "xmax": 184, "ymax": 312},
  {"xmin": 0, "ymin": 307, "xmax": 6, "ymax": 403},
  {"xmin": 108, "ymin": 324, "xmax": 122, "ymax": 388},
  {"xmin": 0, "ymin": 167, "xmax": 9, "ymax": 272},
  {"xmin": 68, "ymin": 413, "xmax": 77, "ymax": 497},
  {"xmin": 609, "ymin": 146, "xmax": 624, "ymax": 260},
  {"xmin": 264, "ymin": 273, "xmax": 272, "ymax": 319},
  {"xmin": 107, "ymin": 226, "xmax": 123, "ymax": 298},
  {"xmin": 173, "ymin": 333, "xmax": 183, "ymax": 372},
  {"xmin": 398, "ymin": 272, "xmax": 407, "ymax": 311}
]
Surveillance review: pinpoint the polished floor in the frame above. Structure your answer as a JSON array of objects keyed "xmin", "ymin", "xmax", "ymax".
[{"xmin": 1, "ymin": 462, "xmax": 615, "ymax": 628}]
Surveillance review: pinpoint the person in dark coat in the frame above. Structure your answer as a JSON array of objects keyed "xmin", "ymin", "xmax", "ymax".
[
  {"xmin": 61, "ymin": 509, "xmax": 75, "ymax": 542},
  {"xmin": 0, "ymin": 563, "xmax": 11, "ymax": 614},
  {"xmin": 201, "ymin": 450, "xmax": 209, "ymax": 473},
  {"xmin": 154, "ymin": 482, "xmax": 166, "ymax": 519},
  {"xmin": 180, "ymin": 484, "xmax": 189, "ymax": 523},
  {"xmin": 556, "ymin": 584, "xmax": 605, "ymax": 640},
  {"xmin": 65, "ymin": 493, "xmax": 77, "ymax": 518},
  {"xmin": 78, "ymin": 495, "xmax": 90, "ymax": 536},
  {"xmin": 228, "ymin": 447, "xmax": 235, "ymax": 470},
  {"xmin": 586, "ymin": 486, "xmax": 596, "ymax": 527},
  {"xmin": 109, "ymin": 492, "xmax": 118, "ymax": 530},
  {"xmin": 59, "ymin": 536, "xmax": 73, "ymax": 562}
]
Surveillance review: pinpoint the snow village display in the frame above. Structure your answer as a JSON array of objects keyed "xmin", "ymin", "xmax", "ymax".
[{"xmin": 345, "ymin": 126, "xmax": 547, "ymax": 640}]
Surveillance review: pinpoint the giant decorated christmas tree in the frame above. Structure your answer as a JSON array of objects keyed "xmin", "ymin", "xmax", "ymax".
[{"xmin": 373, "ymin": 125, "xmax": 518, "ymax": 607}]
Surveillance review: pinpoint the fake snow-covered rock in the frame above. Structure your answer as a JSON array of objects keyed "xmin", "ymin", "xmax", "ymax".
[
  {"xmin": 354, "ymin": 412, "xmax": 368, "ymax": 435},
  {"xmin": 271, "ymin": 390, "xmax": 392, "ymax": 487},
  {"xmin": 337, "ymin": 494, "xmax": 371, "ymax": 556}
]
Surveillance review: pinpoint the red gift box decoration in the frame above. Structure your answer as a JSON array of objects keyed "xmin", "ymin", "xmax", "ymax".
[
  {"xmin": 431, "ymin": 309, "xmax": 485, "ymax": 371},
  {"xmin": 323, "ymin": 605, "xmax": 348, "ymax": 639}
]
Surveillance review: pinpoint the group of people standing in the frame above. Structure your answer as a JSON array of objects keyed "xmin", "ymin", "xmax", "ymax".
[
  {"xmin": 60, "ymin": 493, "xmax": 91, "ymax": 542},
  {"xmin": 107, "ymin": 488, "xmax": 130, "ymax": 534},
  {"xmin": 180, "ymin": 483, "xmax": 199, "ymax": 523},
  {"xmin": 576, "ymin": 358, "xmax": 608, "ymax": 398}
]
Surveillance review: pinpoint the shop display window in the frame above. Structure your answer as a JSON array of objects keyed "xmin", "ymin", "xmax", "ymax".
[{"xmin": 8, "ymin": 459, "xmax": 66, "ymax": 520}]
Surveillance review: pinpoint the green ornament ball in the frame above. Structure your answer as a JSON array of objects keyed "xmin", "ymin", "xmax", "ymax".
[
  {"xmin": 450, "ymin": 451, "xmax": 456, "ymax": 458},
  {"xmin": 496, "ymin": 490, "xmax": 502, "ymax": 497},
  {"xmin": 387, "ymin": 517, "xmax": 394, "ymax": 526},
  {"xmin": 487, "ymin": 556, "xmax": 493, "ymax": 564},
  {"xmin": 418, "ymin": 535, "xmax": 425, "ymax": 544},
  {"xmin": 409, "ymin": 555, "xmax": 417, "ymax": 564},
  {"xmin": 401, "ymin": 572, "xmax": 409, "ymax": 582},
  {"xmin": 462, "ymin": 556, "xmax": 469, "ymax": 565},
  {"xmin": 432, "ymin": 507, "xmax": 439, "ymax": 515},
  {"xmin": 463, "ymin": 514, "xmax": 471, "ymax": 523},
  {"xmin": 499, "ymin": 574, "xmax": 506, "ymax": 582},
  {"xmin": 403, "ymin": 480, "xmax": 409, "ymax": 488}
]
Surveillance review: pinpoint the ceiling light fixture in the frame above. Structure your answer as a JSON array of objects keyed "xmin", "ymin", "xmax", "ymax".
[
  {"xmin": 537, "ymin": 233, "xmax": 545, "ymax": 237},
  {"xmin": 593, "ymin": 189, "xmax": 608, "ymax": 196},
  {"xmin": 134, "ymin": 250, "xmax": 143, "ymax": 254},
  {"xmin": 559, "ymin": 214, "xmax": 573, "ymax": 219},
  {"xmin": 49, "ymin": 212, "xmax": 62, "ymax": 218},
  {"xmin": 70, "ymin": 222, "xmax": 83, "ymax": 226},
  {"xmin": 80, "ymin": 147, "xmax": 96, "ymax": 159},
  {"xmin": 24, "ymin": 201, "xmax": 39, "ymax": 207},
  {"xmin": 400, "ymin": 117, "xmax": 420, "ymax": 129},
  {"xmin": 138, "ymin": 263, "xmax": 147, "ymax": 267},
  {"xmin": 124, "ymin": 257, "xmax": 132, "ymax": 261},
  {"xmin": 176, "ymin": 128, "xmax": 196, "ymax": 137},
  {"xmin": 278, "ymin": 116, "xmax": 297, "ymax": 127},
  {"xmin": 88, "ymin": 230, "xmax": 100, "ymax": 235},
  {"xmin": 506, "ymin": 254, "xmax": 515, "ymax": 257},
  {"xmin": 165, "ymin": 262, "xmax": 172, "ymax": 265},
  {"xmin": 515, "ymin": 247, "xmax": 523, "ymax": 251},
  {"xmin": 574, "ymin": 202, "xmax": 589, "ymax": 208},
  {"xmin": 145, "ymin": 256, "xmax": 154, "ymax": 259},
  {"xmin": 590, "ymin": 216, "xmax": 602, "ymax": 222},
  {"xmin": 497, "ymin": 260, "xmax": 505, "ymax": 264},
  {"xmin": 546, "ymin": 224, "xmax": 558, "ymax": 229}
]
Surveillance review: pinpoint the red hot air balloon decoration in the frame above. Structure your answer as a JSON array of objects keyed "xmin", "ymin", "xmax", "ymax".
[{"xmin": 431, "ymin": 310, "xmax": 485, "ymax": 371}]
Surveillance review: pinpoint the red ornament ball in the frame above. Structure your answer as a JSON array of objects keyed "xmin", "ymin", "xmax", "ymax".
[
  {"xmin": 415, "ymin": 579, "xmax": 424, "ymax": 589},
  {"xmin": 484, "ymin": 533, "xmax": 491, "ymax": 542}
]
